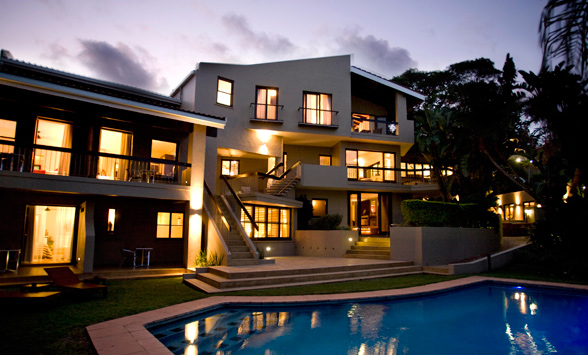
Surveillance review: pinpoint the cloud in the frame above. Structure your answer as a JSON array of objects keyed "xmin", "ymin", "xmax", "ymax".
[
  {"xmin": 77, "ymin": 40, "xmax": 168, "ymax": 92},
  {"xmin": 335, "ymin": 29, "xmax": 417, "ymax": 76},
  {"xmin": 221, "ymin": 13, "xmax": 297, "ymax": 57}
]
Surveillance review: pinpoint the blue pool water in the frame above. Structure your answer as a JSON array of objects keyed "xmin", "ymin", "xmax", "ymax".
[{"xmin": 148, "ymin": 283, "xmax": 588, "ymax": 355}]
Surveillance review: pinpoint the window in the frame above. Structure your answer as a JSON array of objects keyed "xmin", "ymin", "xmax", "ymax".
[
  {"xmin": 346, "ymin": 150, "xmax": 396, "ymax": 182},
  {"xmin": 255, "ymin": 87, "xmax": 278, "ymax": 120},
  {"xmin": 107, "ymin": 209, "xmax": 116, "ymax": 232},
  {"xmin": 151, "ymin": 140, "xmax": 177, "ymax": 179},
  {"xmin": 33, "ymin": 118, "xmax": 73, "ymax": 175},
  {"xmin": 319, "ymin": 155, "xmax": 331, "ymax": 166},
  {"xmin": 312, "ymin": 199, "xmax": 327, "ymax": 217},
  {"xmin": 503, "ymin": 204, "xmax": 515, "ymax": 220},
  {"xmin": 221, "ymin": 159, "xmax": 239, "ymax": 176},
  {"xmin": 0, "ymin": 118, "xmax": 16, "ymax": 153},
  {"xmin": 97, "ymin": 128, "xmax": 133, "ymax": 181},
  {"xmin": 352, "ymin": 113, "xmax": 397, "ymax": 135},
  {"xmin": 156, "ymin": 212, "xmax": 184, "ymax": 239},
  {"xmin": 303, "ymin": 92, "xmax": 333, "ymax": 125},
  {"xmin": 24, "ymin": 205, "xmax": 76, "ymax": 264},
  {"xmin": 217, "ymin": 78, "xmax": 233, "ymax": 106},
  {"xmin": 241, "ymin": 204, "xmax": 291, "ymax": 239}
]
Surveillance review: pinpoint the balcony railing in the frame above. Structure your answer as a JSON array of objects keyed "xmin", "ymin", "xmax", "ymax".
[
  {"xmin": 250, "ymin": 103, "xmax": 284, "ymax": 122},
  {"xmin": 0, "ymin": 141, "xmax": 190, "ymax": 185},
  {"xmin": 346, "ymin": 165, "xmax": 452, "ymax": 185},
  {"xmin": 298, "ymin": 107, "xmax": 339, "ymax": 127},
  {"xmin": 352, "ymin": 116, "xmax": 398, "ymax": 136}
]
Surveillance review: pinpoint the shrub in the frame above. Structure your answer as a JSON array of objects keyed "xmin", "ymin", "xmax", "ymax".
[
  {"xmin": 401, "ymin": 200, "xmax": 499, "ymax": 229},
  {"xmin": 195, "ymin": 250, "xmax": 225, "ymax": 267},
  {"xmin": 307, "ymin": 213, "xmax": 343, "ymax": 230}
]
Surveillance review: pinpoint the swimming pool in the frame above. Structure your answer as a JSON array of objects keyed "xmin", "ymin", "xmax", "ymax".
[{"xmin": 147, "ymin": 282, "xmax": 588, "ymax": 354}]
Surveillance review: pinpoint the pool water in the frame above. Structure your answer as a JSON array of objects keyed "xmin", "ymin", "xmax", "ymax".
[{"xmin": 148, "ymin": 283, "xmax": 588, "ymax": 355}]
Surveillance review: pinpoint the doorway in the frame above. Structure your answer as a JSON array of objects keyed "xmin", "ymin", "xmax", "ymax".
[
  {"xmin": 349, "ymin": 193, "xmax": 391, "ymax": 235},
  {"xmin": 24, "ymin": 205, "xmax": 76, "ymax": 264}
]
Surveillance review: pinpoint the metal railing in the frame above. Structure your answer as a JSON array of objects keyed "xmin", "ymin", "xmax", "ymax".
[
  {"xmin": 220, "ymin": 175, "xmax": 258, "ymax": 232},
  {"xmin": 203, "ymin": 181, "xmax": 231, "ymax": 235},
  {"xmin": 351, "ymin": 116, "xmax": 398, "ymax": 136},
  {"xmin": 298, "ymin": 107, "xmax": 339, "ymax": 127},
  {"xmin": 0, "ymin": 141, "xmax": 190, "ymax": 185},
  {"xmin": 250, "ymin": 103, "xmax": 284, "ymax": 121},
  {"xmin": 345, "ymin": 165, "xmax": 452, "ymax": 185}
]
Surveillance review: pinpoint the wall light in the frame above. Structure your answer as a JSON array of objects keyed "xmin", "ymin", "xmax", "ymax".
[
  {"xmin": 266, "ymin": 246, "xmax": 271, "ymax": 252},
  {"xmin": 107, "ymin": 209, "xmax": 116, "ymax": 232},
  {"xmin": 256, "ymin": 130, "xmax": 273, "ymax": 143},
  {"xmin": 349, "ymin": 238, "xmax": 353, "ymax": 242}
]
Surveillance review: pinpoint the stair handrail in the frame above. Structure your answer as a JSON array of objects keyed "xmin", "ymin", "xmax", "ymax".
[
  {"xmin": 220, "ymin": 175, "xmax": 259, "ymax": 231},
  {"xmin": 220, "ymin": 195, "xmax": 260, "ymax": 260},
  {"xmin": 204, "ymin": 180, "xmax": 231, "ymax": 231},
  {"xmin": 259, "ymin": 160, "xmax": 302, "ymax": 180}
]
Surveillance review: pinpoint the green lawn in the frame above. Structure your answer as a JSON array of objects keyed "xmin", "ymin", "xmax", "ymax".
[{"xmin": 2, "ymin": 258, "xmax": 587, "ymax": 355}]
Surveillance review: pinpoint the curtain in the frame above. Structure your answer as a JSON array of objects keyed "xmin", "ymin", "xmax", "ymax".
[
  {"xmin": 305, "ymin": 94, "xmax": 318, "ymax": 124},
  {"xmin": 320, "ymin": 94, "xmax": 332, "ymax": 125},
  {"xmin": 256, "ymin": 89, "xmax": 267, "ymax": 119},
  {"xmin": 25, "ymin": 205, "xmax": 75, "ymax": 263},
  {"xmin": 118, "ymin": 132, "xmax": 133, "ymax": 181},
  {"xmin": 58, "ymin": 123, "xmax": 73, "ymax": 175}
]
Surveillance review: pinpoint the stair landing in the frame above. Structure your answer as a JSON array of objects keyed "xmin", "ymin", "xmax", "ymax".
[{"xmin": 184, "ymin": 256, "xmax": 420, "ymax": 293}]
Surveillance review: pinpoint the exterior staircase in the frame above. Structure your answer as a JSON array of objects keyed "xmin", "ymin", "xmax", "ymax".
[
  {"xmin": 185, "ymin": 260, "xmax": 421, "ymax": 293},
  {"xmin": 344, "ymin": 236, "xmax": 391, "ymax": 260},
  {"xmin": 265, "ymin": 174, "xmax": 300, "ymax": 196},
  {"xmin": 216, "ymin": 197, "xmax": 259, "ymax": 266}
]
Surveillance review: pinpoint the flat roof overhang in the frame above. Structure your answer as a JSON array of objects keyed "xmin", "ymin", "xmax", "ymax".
[{"xmin": 0, "ymin": 73, "xmax": 225, "ymax": 129}]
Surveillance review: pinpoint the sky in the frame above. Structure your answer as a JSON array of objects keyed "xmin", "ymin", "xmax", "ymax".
[{"xmin": 0, "ymin": 0, "xmax": 547, "ymax": 95}]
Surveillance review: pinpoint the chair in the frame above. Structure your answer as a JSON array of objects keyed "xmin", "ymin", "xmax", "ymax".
[
  {"xmin": 0, "ymin": 289, "xmax": 61, "ymax": 305},
  {"xmin": 44, "ymin": 267, "xmax": 107, "ymax": 297},
  {"xmin": 120, "ymin": 248, "xmax": 136, "ymax": 268}
]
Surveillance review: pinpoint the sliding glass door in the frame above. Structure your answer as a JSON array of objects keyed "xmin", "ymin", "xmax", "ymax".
[{"xmin": 24, "ymin": 205, "xmax": 76, "ymax": 264}]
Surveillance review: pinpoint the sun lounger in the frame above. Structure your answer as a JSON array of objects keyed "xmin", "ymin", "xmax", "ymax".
[
  {"xmin": 44, "ymin": 267, "xmax": 107, "ymax": 297},
  {"xmin": 0, "ymin": 289, "xmax": 61, "ymax": 304}
]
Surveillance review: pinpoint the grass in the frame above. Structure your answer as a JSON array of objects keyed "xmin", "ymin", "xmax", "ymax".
[{"xmin": 2, "ymin": 251, "xmax": 587, "ymax": 355}]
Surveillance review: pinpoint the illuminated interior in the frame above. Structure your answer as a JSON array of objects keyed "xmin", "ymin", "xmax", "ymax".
[
  {"xmin": 0, "ymin": 118, "xmax": 16, "ymax": 153},
  {"xmin": 256, "ymin": 88, "xmax": 278, "ymax": 119},
  {"xmin": 24, "ymin": 205, "xmax": 75, "ymax": 264},
  {"xmin": 217, "ymin": 78, "xmax": 233, "ymax": 106},
  {"xmin": 98, "ymin": 128, "xmax": 133, "ymax": 180},
  {"xmin": 156, "ymin": 212, "xmax": 184, "ymax": 238},
  {"xmin": 33, "ymin": 118, "xmax": 72, "ymax": 175},
  {"xmin": 150, "ymin": 140, "xmax": 177, "ymax": 176}
]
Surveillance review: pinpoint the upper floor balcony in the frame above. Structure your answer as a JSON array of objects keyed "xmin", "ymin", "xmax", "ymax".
[
  {"xmin": 351, "ymin": 114, "xmax": 398, "ymax": 136},
  {"xmin": 0, "ymin": 141, "xmax": 192, "ymax": 194}
]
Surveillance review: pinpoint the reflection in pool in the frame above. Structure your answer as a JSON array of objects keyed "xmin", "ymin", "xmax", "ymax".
[{"xmin": 148, "ymin": 283, "xmax": 588, "ymax": 354}]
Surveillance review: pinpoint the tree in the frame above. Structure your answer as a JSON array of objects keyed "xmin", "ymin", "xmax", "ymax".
[{"xmin": 540, "ymin": 0, "xmax": 588, "ymax": 83}]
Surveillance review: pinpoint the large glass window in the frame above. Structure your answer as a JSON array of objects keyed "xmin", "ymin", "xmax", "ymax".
[
  {"xmin": 97, "ymin": 128, "xmax": 133, "ymax": 181},
  {"xmin": 151, "ymin": 140, "xmax": 177, "ymax": 180},
  {"xmin": 312, "ymin": 199, "xmax": 327, "ymax": 217},
  {"xmin": 221, "ymin": 159, "xmax": 239, "ymax": 176},
  {"xmin": 217, "ymin": 78, "xmax": 233, "ymax": 106},
  {"xmin": 157, "ymin": 212, "xmax": 184, "ymax": 239},
  {"xmin": 319, "ymin": 155, "xmax": 331, "ymax": 166},
  {"xmin": 303, "ymin": 92, "xmax": 333, "ymax": 125},
  {"xmin": 346, "ymin": 149, "xmax": 396, "ymax": 182},
  {"xmin": 24, "ymin": 205, "xmax": 76, "ymax": 264},
  {"xmin": 0, "ymin": 118, "xmax": 16, "ymax": 153},
  {"xmin": 241, "ymin": 204, "xmax": 291, "ymax": 239},
  {"xmin": 255, "ymin": 87, "xmax": 278, "ymax": 120},
  {"xmin": 33, "ymin": 118, "xmax": 72, "ymax": 175},
  {"xmin": 349, "ymin": 193, "xmax": 387, "ymax": 235}
]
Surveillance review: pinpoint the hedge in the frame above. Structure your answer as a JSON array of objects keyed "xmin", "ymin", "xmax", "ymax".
[{"xmin": 401, "ymin": 200, "xmax": 499, "ymax": 229}]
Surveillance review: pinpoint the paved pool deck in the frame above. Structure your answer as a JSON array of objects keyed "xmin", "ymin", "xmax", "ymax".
[{"xmin": 87, "ymin": 276, "xmax": 588, "ymax": 355}]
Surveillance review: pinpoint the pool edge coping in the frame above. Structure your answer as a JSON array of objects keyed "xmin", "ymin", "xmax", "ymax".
[{"xmin": 86, "ymin": 276, "xmax": 588, "ymax": 355}]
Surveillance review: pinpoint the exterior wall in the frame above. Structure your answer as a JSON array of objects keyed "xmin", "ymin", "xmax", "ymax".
[
  {"xmin": 448, "ymin": 244, "xmax": 529, "ymax": 274},
  {"xmin": 294, "ymin": 230, "xmax": 358, "ymax": 257},
  {"xmin": 253, "ymin": 240, "xmax": 296, "ymax": 257},
  {"xmin": 390, "ymin": 227, "xmax": 502, "ymax": 266},
  {"xmin": 296, "ymin": 188, "xmax": 349, "ymax": 226}
]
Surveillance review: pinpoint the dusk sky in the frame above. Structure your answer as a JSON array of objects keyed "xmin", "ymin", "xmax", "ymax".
[{"xmin": 1, "ymin": 0, "xmax": 546, "ymax": 95}]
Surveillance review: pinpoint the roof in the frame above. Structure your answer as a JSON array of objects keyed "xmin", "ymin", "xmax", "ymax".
[
  {"xmin": 351, "ymin": 66, "xmax": 426, "ymax": 101},
  {"xmin": 0, "ymin": 49, "xmax": 225, "ymax": 128}
]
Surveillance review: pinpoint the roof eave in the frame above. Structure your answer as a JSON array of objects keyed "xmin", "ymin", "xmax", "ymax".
[
  {"xmin": 0, "ymin": 73, "xmax": 225, "ymax": 128},
  {"xmin": 350, "ymin": 67, "xmax": 426, "ymax": 101}
]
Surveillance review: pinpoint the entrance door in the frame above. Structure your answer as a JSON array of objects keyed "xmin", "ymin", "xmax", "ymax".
[
  {"xmin": 24, "ymin": 205, "xmax": 76, "ymax": 264},
  {"xmin": 349, "ymin": 193, "xmax": 391, "ymax": 235}
]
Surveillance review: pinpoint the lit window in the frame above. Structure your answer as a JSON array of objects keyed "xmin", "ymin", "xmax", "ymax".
[
  {"xmin": 241, "ymin": 204, "xmax": 291, "ymax": 239},
  {"xmin": 24, "ymin": 205, "xmax": 76, "ymax": 264},
  {"xmin": 107, "ymin": 209, "xmax": 115, "ymax": 232},
  {"xmin": 221, "ymin": 159, "xmax": 239, "ymax": 176},
  {"xmin": 312, "ymin": 199, "xmax": 327, "ymax": 217},
  {"xmin": 319, "ymin": 155, "xmax": 331, "ymax": 166},
  {"xmin": 346, "ymin": 149, "xmax": 396, "ymax": 182},
  {"xmin": 217, "ymin": 78, "xmax": 233, "ymax": 106},
  {"xmin": 97, "ymin": 128, "xmax": 133, "ymax": 181},
  {"xmin": 0, "ymin": 118, "xmax": 16, "ymax": 153},
  {"xmin": 255, "ymin": 87, "xmax": 278, "ymax": 119},
  {"xmin": 33, "ymin": 118, "xmax": 73, "ymax": 175},
  {"xmin": 157, "ymin": 212, "xmax": 184, "ymax": 239},
  {"xmin": 151, "ymin": 140, "xmax": 177, "ymax": 178},
  {"xmin": 303, "ymin": 92, "xmax": 333, "ymax": 125}
]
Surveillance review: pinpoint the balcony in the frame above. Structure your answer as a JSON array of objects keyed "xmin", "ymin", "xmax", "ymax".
[
  {"xmin": 298, "ymin": 107, "xmax": 339, "ymax": 128},
  {"xmin": 249, "ymin": 103, "xmax": 284, "ymax": 123},
  {"xmin": 0, "ymin": 141, "xmax": 190, "ymax": 186},
  {"xmin": 351, "ymin": 114, "xmax": 398, "ymax": 136}
]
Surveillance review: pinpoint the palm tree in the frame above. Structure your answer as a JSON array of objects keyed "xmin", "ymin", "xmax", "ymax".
[{"xmin": 540, "ymin": 0, "xmax": 588, "ymax": 83}]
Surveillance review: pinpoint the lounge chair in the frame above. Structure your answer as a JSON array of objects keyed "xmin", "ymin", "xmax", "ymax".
[
  {"xmin": 0, "ymin": 289, "xmax": 61, "ymax": 304},
  {"xmin": 44, "ymin": 267, "xmax": 107, "ymax": 297}
]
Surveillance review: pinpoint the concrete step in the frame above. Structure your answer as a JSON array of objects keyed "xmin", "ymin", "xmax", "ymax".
[
  {"xmin": 227, "ymin": 259, "xmax": 260, "ymax": 266},
  {"xmin": 424, "ymin": 266, "xmax": 451, "ymax": 275},
  {"xmin": 208, "ymin": 260, "xmax": 412, "ymax": 280},
  {"xmin": 350, "ymin": 245, "xmax": 390, "ymax": 251},
  {"xmin": 231, "ymin": 252, "xmax": 254, "ymax": 259},
  {"xmin": 196, "ymin": 265, "xmax": 421, "ymax": 289},
  {"xmin": 230, "ymin": 246, "xmax": 250, "ymax": 253},
  {"xmin": 345, "ymin": 249, "xmax": 390, "ymax": 256},
  {"xmin": 343, "ymin": 253, "xmax": 391, "ymax": 260}
]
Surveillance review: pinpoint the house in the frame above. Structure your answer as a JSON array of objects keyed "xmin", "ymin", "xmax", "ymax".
[
  {"xmin": 0, "ymin": 49, "xmax": 225, "ymax": 274},
  {"xmin": 172, "ymin": 55, "xmax": 435, "ymax": 262}
]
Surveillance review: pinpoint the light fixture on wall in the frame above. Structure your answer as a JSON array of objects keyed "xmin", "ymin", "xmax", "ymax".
[{"xmin": 45, "ymin": 207, "xmax": 51, "ymax": 212}]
